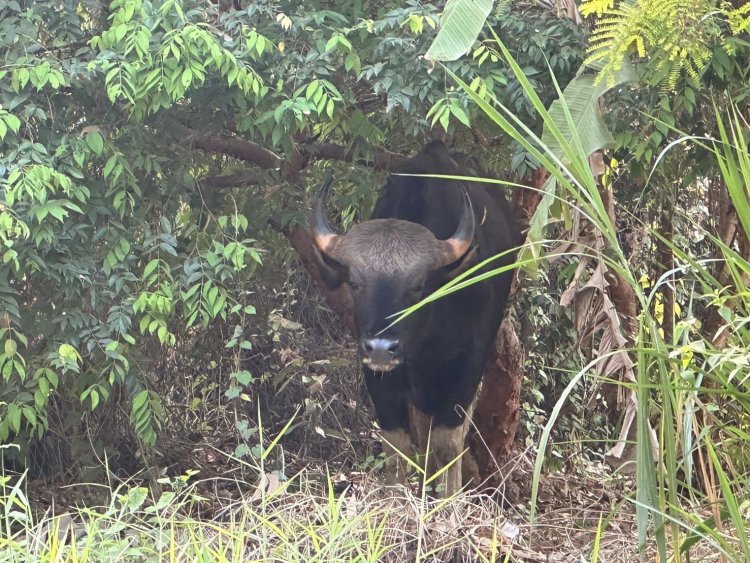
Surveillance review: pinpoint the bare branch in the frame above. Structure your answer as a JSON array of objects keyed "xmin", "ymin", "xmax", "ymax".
[
  {"xmin": 166, "ymin": 119, "xmax": 407, "ymax": 172},
  {"xmin": 192, "ymin": 133, "xmax": 282, "ymax": 169},
  {"xmin": 166, "ymin": 119, "xmax": 282, "ymax": 169},
  {"xmin": 300, "ymin": 142, "xmax": 407, "ymax": 170},
  {"xmin": 200, "ymin": 172, "xmax": 261, "ymax": 188}
]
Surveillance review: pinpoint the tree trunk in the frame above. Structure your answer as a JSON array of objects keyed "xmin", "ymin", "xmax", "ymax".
[
  {"xmin": 694, "ymin": 182, "xmax": 748, "ymax": 521},
  {"xmin": 703, "ymin": 183, "xmax": 739, "ymax": 349},
  {"xmin": 467, "ymin": 168, "xmax": 547, "ymax": 487},
  {"xmin": 468, "ymin": 297, "xmax": 523, "ymax": 486}
]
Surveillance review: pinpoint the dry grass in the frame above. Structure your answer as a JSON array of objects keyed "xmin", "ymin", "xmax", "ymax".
[
  {"xmin": 5, "ymin": 458, "xmax": 649, "ymax": 563},
  {"xmin": 7, "ymin": 443, "xmax": 679, "ymax": 563}
]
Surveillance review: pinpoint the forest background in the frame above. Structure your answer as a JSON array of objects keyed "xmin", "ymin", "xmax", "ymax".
[{"xmin": 1, "ymin": 0, "xmax": 750, "ymax": 560}]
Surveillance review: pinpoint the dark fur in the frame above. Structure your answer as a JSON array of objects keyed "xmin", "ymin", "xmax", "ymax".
[{"xmin": 317, "ymin": 141, "xmax": 518, "ymax": 431}]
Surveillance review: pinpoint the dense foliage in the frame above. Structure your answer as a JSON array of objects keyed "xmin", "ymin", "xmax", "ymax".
[
  {"xmin": 0, "ymin": 0, "xmax": 587, "ymax": 468},
  {"xmin": 2, "ymin": 0, "xmax": 750, "ymax": 558}
]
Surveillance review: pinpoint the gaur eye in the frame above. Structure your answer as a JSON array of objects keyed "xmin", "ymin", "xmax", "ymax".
[
  {"xmin": 409, "ymin": 284, "xmax": 424, "ymax": 296},
  {"xmin": 349, "ymin": 280, "xmax": 361, "ymax": 291}
]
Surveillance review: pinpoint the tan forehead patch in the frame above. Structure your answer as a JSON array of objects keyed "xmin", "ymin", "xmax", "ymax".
[{"xmin": 338, "ymin": 219, "xmax": 440, "ymax": 275}]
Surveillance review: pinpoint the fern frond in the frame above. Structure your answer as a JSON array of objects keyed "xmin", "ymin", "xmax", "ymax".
[
  {"xmin": 725, "ymin": 1, "xmax": 750, "ymax": 35},
  {"xmin": 580, "ymin": 0, "xmax": 618, "ymax": 17},
  {"xmin": 584, "ymin": 0, "xmax": 742, "ymax": 91}
]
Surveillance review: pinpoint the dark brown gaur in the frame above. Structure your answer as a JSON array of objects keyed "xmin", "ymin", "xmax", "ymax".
[{"xmin": 308, "ymin": 141, "xmax": 518, "ymax": 497}]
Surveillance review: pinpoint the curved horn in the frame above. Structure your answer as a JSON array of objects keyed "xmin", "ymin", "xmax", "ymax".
[
  {"xmin": 311, "ymin": 174, "xmax": 340, "ymax": 254},
  {"xmin": 437, "ymin": 189, "xmax": 475, "ymax": 266}
]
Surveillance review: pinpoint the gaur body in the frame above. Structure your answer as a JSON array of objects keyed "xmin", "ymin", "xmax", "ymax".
[{"xmin": 312, "ymin": 141, "xmax": 518, "ymax": 495}]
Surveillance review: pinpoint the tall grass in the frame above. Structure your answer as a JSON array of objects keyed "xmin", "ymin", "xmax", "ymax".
[{"xmin": 441, "ymin": 37, "xmax": 750, "ymax": 560}]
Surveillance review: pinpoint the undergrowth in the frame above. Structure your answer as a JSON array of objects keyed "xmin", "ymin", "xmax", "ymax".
[{"xmin": 0, "ymin": 466, "xmax": 523, "ymax": 562}]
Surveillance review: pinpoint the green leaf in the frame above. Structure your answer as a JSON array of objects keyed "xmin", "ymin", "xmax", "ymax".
[
  {"xmin": 132, "ymin": 389, "xmax": 149, "ymax": 415},
  {"xmin": 439, "ymin": 107, "xmax": 450, "ymax": 131},
  {"xmin": 126, "ymin": 487, "xmax": 148, "ymax": 512},
  {"xmin": 232, "ymin": 370, "xmax": 253, "ymax": 385},
  {"xmin": 325, "ymin": 35, "xmax": 339, "ymax": 53},
  {"xmin": 45, "ymin": 369, "xmax": 59, "ymax": 388},
  {"xmin": 8, "ymin": 404, "xmax": 21, "ymax": 433},
  {"xmin": 425, "ymin": 0, "xmax": 494, "ymax": 63},
  {"xmin": 59, "ymin": 343, "xmax": 80, "ymax": 363},
  {"xmin": 136, "ymin": 29, "xmax": 150, "ymax": 56},
  {"xmin": 85, "ymin": 131, "xmax": 104, "ymax": 155},
  {"xmin": 5, "ymin": 114, "xmax": 21, "ymax": 133},
  {"xmin": 38, "ymin": 376, "xmax": 49, "ymax": 397},
  {"xmin": 2, "ymin": 359, "xmax": 12, "ymax": 380},
  {"xmin": 449, "ymin": 103, "xmax": 471, "ymax": 127},
  {"xmin": 103, "ymin": 155, "xmax": 117, "ymax": 178},
  {"xmin": 47, "ymin": 203, "xmax": 66, "ymax": 222},
  {"xmin": 542, "ymin": 58, "xmax": 637, "ymax": 160},
  {"xmin": 120, "ymin": 238, "xmax": 131, "ymax": 256},
  {"xmin": 306, "ymin": 80, "xmax": 319, "ymax": 99},
  {"xmin": 142, "ymin": 259, "xmax": 160, "ymax": 280},
  {"xmin": 344, "ymin": 53, "xmax": 359, "ymax": 73},
  {"xmin": 22, "ymin": 407, "xmax": 37, "ymax": 427},
  {"xmin": 520, "ymin": 176, "xmax": 556, "ymax": 274}
]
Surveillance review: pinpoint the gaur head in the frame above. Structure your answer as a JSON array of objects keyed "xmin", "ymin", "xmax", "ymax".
[{"xmin": 311, "ymin": 175, "xmax": 476, "ymax": 372}]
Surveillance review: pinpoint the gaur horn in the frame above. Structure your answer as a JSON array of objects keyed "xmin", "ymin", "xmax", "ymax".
[
  {"xmin": 437, "ymin": 189, "xmax": 475, "ymax": 266},
  {"xmin": 311, "ymin": 174, "xmax": 341, "ymax": 255}
]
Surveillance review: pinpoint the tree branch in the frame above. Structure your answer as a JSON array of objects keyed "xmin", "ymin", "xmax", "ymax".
[
  {"xmin": 200, "ymin": 172, "xmax": 261, "ymax": 188},
  {"xmin": 167, "ymin": 119, "xmax": 407, "ymax": 173},
  {"xmin": 300, "ymin": 142, "xmax": 407, "ymax": 170},
  {"xmin": 192, "ymin": 133, "xmax": 282, "ymax": 169},
  {"xmin": 166, "ymin": 119, "xmax": 282, "ymax": 169}
]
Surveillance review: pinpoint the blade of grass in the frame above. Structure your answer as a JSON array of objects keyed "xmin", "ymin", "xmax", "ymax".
[{"xmin": 705, "ymin": 440, "xmax": 750, "ymax": 556}]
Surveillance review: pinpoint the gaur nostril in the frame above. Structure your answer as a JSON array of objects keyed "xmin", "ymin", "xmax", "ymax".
[{"xmin": 363, "ymin": 338, "xmax": 399, "ymax": 357}]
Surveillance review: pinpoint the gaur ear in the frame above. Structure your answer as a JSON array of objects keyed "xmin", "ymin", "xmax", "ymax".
[
  {"xmin": 310, "ymin": 244, "xmax": 349, "ymax": 289},
  {"xmin": 434, "ymin": 244, "xmax": 479, "ymax": 282}
]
